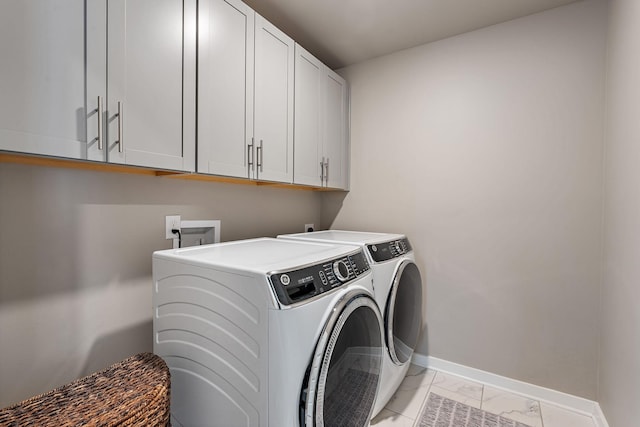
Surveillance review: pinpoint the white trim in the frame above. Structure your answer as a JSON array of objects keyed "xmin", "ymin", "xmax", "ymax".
[
  {"xmin": 592, "ymin": 404, "xmax": 610, "ymax": 427},
  {"xmin": 412, "ymin": 354, "xmax": 609, "ymax": 426}
]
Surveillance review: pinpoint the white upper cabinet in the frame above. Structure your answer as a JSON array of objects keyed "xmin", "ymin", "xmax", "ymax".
[
  {"xmin": 253, "ymin": 15, "xmax": 294, "ymax": 183},
  {"xmin": 198, "ymin": 0, "xmax": 254, "ymax": 178},
  {"xmin": 323, "ymin": 70, "xmax": 349, "ymax": 190},
  {"xmin": 293, "ymin": 45, "xmax": 324, "ymax": 187},
  {"xmin": 198, "ymin": 2, "xmax": 294, "ymax": 183},
  {"xmin": 294, "ymin": 44, "xmax": 349, "ymax": 189},
  {"xmin": 0, "ymin": 0, "xmax": 347, "ymax": 188},
  {"xmin": 101, "ymin": 0, "xmax": 196, "ymax": 171},
  {"xmin": 0, "ymin": 0, "xmax": 195, "ymax": 171},
  {"xmin": 0, "ymin": 0, "xmax": 92, "ymax": 159}
]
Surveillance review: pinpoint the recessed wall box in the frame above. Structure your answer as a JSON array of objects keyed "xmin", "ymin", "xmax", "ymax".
[{"xmin": 172, "ymin": 219, "xmax": 221, "ymax": 248}]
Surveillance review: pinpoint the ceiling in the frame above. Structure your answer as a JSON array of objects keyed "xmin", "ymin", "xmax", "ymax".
[{"xmin": 242, "ymin": 0, "xmax": 581, "ymax": 69}]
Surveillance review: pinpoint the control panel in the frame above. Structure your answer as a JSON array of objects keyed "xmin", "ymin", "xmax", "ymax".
[
  {"xmin": 366, "ymin": 237, "xmax": 412, "ymax": 263},
  {"xmin": 269, "ymin": 250, "xmax": 370, "ymax": 305}
]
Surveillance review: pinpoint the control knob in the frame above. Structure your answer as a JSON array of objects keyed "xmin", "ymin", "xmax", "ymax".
[{"xmin": 332, "ymin": 260, "xmax": 350, "ymax": 282}]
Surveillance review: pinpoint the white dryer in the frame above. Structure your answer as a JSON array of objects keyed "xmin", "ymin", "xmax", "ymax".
[
  {"xmin": 278, "ymin": 231, "xmax": 424, "ymax": 417},
  {"xmin": 152, "ymin": 237, "xmax": 384, "ymax": 427}
]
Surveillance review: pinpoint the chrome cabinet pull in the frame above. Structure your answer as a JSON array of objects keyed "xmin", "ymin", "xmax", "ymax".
[
  {"xmin": 97, "ymin": 96, "xmax": 103, "ymax": 150},
  {"xmin": 257, "ymin": 139, "xmax": 263, "ymax": 173},
  {"xmin": 117, "ymin": 101, "xmax": 123, "ymax": 153},
  {"xmin": 248, "ymin": 138, "xmax": 255, "ymax": 172},
  {"xmin": 320, "ymin": 156, "xmax": 325, "ymax": 183},
  {"xmin": 324, "ymin": 158, "xmax": 329, "ymax": 184}
]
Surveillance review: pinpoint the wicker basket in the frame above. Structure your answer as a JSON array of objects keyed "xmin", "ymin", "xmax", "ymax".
[{"xmin": 0, "ymin": 352, "xmax": 170, "ymax": 427}]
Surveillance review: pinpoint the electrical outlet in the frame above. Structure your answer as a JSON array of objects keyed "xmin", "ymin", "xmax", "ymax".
[
  {"xmin": 165, "ymin": 215, "xmax": 181, "ymax": 239},
  {"xmin": 305, "ymin": 223, "xmax": 315, "ymax": 233}
]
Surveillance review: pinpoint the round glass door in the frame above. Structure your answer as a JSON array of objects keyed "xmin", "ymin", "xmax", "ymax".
[
  {"xmin": 387, "ymin": 261, "xmax": 423, "ymax": 365},
  {"xmin": 303, "ymin": 290, "xmax": 383, "ymax": 427}
]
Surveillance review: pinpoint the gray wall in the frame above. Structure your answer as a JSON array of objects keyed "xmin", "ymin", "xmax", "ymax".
[
  {"xmin": 599, "ymin": 0, "xmax": 640, "ymax": 425},
  {"xmin": 323, "ymin": 0, "xmax": 607, "ymax": 399},
  {"xmin": 0, "ymin": 162, "xmax": 321, "ymax": 407}
]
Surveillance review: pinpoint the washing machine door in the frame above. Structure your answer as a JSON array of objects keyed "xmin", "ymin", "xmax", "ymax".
[
  {"xmin": 387, "ymin": 260, "xmax": 423, "ymax": 365},
  {"xmin": 302, "ymin": 289, "xmax": 383, "ymax": 427}
]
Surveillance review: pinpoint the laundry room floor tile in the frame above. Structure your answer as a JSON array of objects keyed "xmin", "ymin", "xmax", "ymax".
[
  {"xmin": 369, "ymin": 409, "xmax": 415, "ymax": 427},
  {"xmin": 430, "ymin": 371, "xmax": 483, "ymax": 402},
  {"xmin": 370, "ymin": 364, "xmax": 598, "ymax": 427},
  {"xmin": 382, "ymin": 367, "xmax": 435, "ymax": 419},
  {"xmin": 481, "ymin": 386, "xmax": 543, "ymax": 427}
]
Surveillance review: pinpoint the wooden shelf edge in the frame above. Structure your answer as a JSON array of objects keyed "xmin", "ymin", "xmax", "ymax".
[
  {"xmin": 163, "ymin": 174, "xmax": 337, "ymax": 191},
  {"xmin": 160, "ymin": 172, "xmax": 259, "ymax": 186},
  {"xmin": 256, "ymin": 181, "xmax": 323, "ymax": 191},
  {"xmin": 1, "ymin": 151, "xmax": 347, "ymax": 192},
  {"xmin": 0, "ymin": 152, "xmax": 164, "ymax": 176}
]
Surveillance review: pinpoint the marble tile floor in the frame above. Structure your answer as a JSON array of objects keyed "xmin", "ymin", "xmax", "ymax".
[{"xmin": 370, "ymin": 365, "xmax": 597, "ymax": 427}]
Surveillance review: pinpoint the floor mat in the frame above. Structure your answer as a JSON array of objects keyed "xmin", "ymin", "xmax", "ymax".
[{"xmin": 417, "ymin": 393, "xmax": 533, "ymax": 427}]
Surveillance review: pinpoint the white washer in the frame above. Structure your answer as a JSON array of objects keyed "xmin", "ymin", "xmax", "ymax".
[
  {"xmin": 278, "ymin": 231, "xmax": 424, "ymax": 417},
  {"xmin": 153, "ymin": 237, "xmax": 384, "ymax": 427}
]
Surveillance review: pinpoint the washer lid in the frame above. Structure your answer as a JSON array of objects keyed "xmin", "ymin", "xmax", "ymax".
[
  {"xmin": 153, "ymin": 238, "xmax": 361, "ymax": 274},
  {"xmin": 280, "ymin": 230, "xmax": 405, "ymax": 245}
]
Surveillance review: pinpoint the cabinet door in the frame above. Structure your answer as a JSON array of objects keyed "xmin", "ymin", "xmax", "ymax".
[
  {"xmin": 324, "ymin": 70, "xmax": 349, "ymax": 190},
  {"xmin": 106, "ymin": 0, "xmax": 195, "ymax": 171},
  {"xmin": 293, "ymin": 44, "xmax": 324, "ymax": 187},
  {"xmin": 198, "ymin": 0, "xmax": 254, "ymax": 178},
  {"xmin": 0, "ymin": 0, "xmax": 100, "ymax": 159},
  {"xmin": 254, "ymin": 15, "xmax": 294, "ymax": 183}
]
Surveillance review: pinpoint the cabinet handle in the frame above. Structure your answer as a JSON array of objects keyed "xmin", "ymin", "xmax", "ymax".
[
  {"xmin": 257, "ymin": 140, "xmax": 263, "ymax": 173},
  {"xmin": 97, "ymin": 96, "xmax": 103, "ymax": 150},
  {"xmin": 324, "ymin": 158, "xmax": 329, "ymax": 184},
  {"xmin": 117, "ymin": 101, "xmax": 123, "ymax": 153},
  {"xmin": 320, "ymin": 156, "xmax": 325, "ymax": 183},
  {"xmin": 248, "ymin": 138, "xmax": 254, "ymax": 172}
]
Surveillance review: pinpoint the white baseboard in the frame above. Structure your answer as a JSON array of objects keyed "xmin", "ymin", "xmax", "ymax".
[
  {"xmin": 412, "ymin": 354, "xmax": 609, "ymax": 427},
  {"xmin": 592, "ymin": 404, "xmax": 610, "ymax": 427}
]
